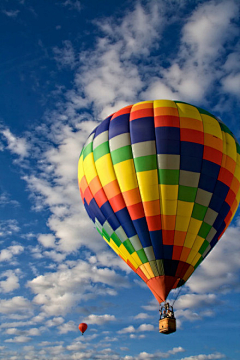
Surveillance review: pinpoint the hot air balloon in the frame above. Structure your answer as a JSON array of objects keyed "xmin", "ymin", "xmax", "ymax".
[
  {"xmin": 79, "ymin": 323, "xmax": 88, "ymax": 335},
  {"xmin": 78, "ymin": 100, "xmax": 240, "ymax": 334}
]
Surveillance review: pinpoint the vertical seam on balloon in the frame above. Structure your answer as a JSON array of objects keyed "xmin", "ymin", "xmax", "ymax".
[
  {"xmin": 201, "ymin": 122, "xmax": 238, "ymax": 261},
  {"xmin": 173, "ymin": 100, "xmax": 191, "ymax": 284},
  {"xmin": 229, "ymin": 141, "xmax": 240, "ymax": 223},
  {"xmin": 172, "ymin": 101, "xmax": 182, "ymax": 271},
  {"xmin": 107, "ymin": 111, "xmax": 148, "ymax": 267},
  {"xmin": 92, "ymin": 115, "xmax": 137, "ymax": 265},
  {"xmin": 128, "ymin": 101, "xmax": 161, "ymax": 278},
  {"xmin": 107, "ymin": 110, "xmax": 148, "ymax": 256},
  {"xmin": 145, "ymin": 99, "xmax": 162, "ymax": 277},
  {"xmin": 220, "ymin": 119, "xmax": 239, "ymax": 226},
  {"xmin": 82, "ymin": 119, "xmax": 139, "ymax": 271},
  {"xmin": 182, "ymin": 108, "xmax": 210, "ymax": 271},
  {"xmin": 198, "ymin": 125, "xmax": 225, "ymax": 263},
  {"xmin": 171, "ymin": 100, "xmax": 183, "ymax": 281},
  {"xmin": 103, "ymin": 109, "xmax": 154, "ymax": 279},
  {"xmin": 173, "ymin": 103, "xmax": 204, "ymax": 281},
  {"xmin": 153, "ymin": 100, "xmax": 166, "ymax": 274},
  {"xmin": 189, "ymin": 112, "xmax": 226, "ymax": 271}
]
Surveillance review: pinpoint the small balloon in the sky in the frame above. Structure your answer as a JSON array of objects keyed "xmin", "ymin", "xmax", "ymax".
[{"xmin": 79, "ymin": 323, "xmax": 88, "ymax": 335}]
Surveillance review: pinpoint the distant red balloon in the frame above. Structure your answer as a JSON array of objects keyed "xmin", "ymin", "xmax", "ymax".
[{"xmin": 79, "ymin": 323, "xmax": 88, "ymax": 335}]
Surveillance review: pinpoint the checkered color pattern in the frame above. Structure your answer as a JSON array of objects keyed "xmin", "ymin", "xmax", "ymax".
[{"xmin": 78, "ymin": 100, "xmax": 240, "ymax": 303}]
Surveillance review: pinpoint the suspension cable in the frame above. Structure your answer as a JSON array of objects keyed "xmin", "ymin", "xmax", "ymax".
[{"xmin": 171, "ymin": 284, "xmax": 184, "ymax": 308}]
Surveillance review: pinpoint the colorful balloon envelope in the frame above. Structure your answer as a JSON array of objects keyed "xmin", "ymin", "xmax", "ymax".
[
  {"xmin": 78, "ymin": 100, "xmax": 240, "ymax": 303},
  {"xmin": 79, "ymin": 323, "xmax": 88, "ymax": 335}
]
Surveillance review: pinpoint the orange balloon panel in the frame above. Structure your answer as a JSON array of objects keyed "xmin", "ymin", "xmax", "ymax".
[{"xmin": 78, "ymin": 100, "xmax": 240, "ymax": 303}]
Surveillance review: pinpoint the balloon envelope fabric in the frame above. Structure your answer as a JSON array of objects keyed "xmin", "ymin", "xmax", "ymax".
[{"xmin": 78, "ymin": 100, "xmax": 240, "ymax": 303}]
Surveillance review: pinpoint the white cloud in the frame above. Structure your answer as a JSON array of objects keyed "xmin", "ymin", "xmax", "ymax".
[
  {"xmin": 123, "ymin": 347, "xmax": 185, "ymax": 360},
  {"xmin": 94, "ymin": 1, "xmax": 168, "ymax": 59},
  {"xmin": 5, "ymin": 335, "xmax": 31, "ymax": 343},
  {"xmin": 141, "ymin": 80, "xmax": 177, "ymax": 102},
  {"xmin": 37, "ymin": 344, "xmax": 65, "ymax": 355},
  {"xmin": 220, "ymin": 46, "xmax": 240, "ymax": 96},
  {"xmin": 0, "ymin": 245, "xmax": 24, "ymax": 262},
  {"xmin": 133, "ymin": 313, "xmax": 151, "ymax": 320},
  {"xmin": 118, "ymin": 325, "xmax": 135, "ymax": 334},
  {"xmin": 180, "ymin": 353, "xmax": 225, "ymax": 360},
  {"xmin": 4, "ymin": 327, "xmax": 41, "ymax": 336},
  {"xmin": 175, "ymin": 294, "xmax": 218, "ymax": 311},
  {"xmin": 118, "ymin": 323, "xmax": 154, "ymax": 334},
  {"xmin": 141, "ymin": 299, "xmax": 158, "ymax": 312},
  {"xmin": 58, "ymin": 320, "xmax": 76, "ymax": 334},
  {"xmin": 221, "ymin": 72, "xmax": 240, "ymax": 96},
  {"xmin": 0, "ymin": 297, "xmax": 33, "ymax": 316},
  {"xmin": 0, "ymin": 269, "xmax": 20, "ymax": 293},
  {"xmin": 0, "ymin": 220, "xmax": 20, "ymax": 237},
  {"xmin": 72, "ymin": 1, "xmax": 176, "ymax": 118},
  {"xmin": 181, "ymin": 1, "xmax": 238, "ymax": 60},
  {"xmin": 83, "ymin": 314, "xmax": 116, "ymax": 325},
  {"xmin": 43, "ymin": 250, "xmax": 67, "ymax": 262},
  {"xmin": 137, "ymin": 324, "xmax": 154, "ymax": 332},
  {"xmin": 27, "ymin": 260, "xmax": 128, "ymax": 316},
  {"xmin": 62, "ymin": 0, "xmax": 82, "ymax": 12},
  {"xmin": 0, "ymin": 319, "xmax": 38, "ymax": 329},
  {"xmin": 143, "ymin": 0, "xmax": 240, "ymax": 104},
  {"xmin": 38, "ymin": 234, "xmax": 56, "ymax": 248},
  {"xmin": 47, "ymin": 212, "xmax": 102, "ymax": 253},
  {"xmin": 53, "ymin": 40, "xmax": 76, "ymax": 69},
  {"xmin": 66, "ymin": 341, "xmax": 87, "ymax": 351},
  {"xmin": 0, "ymin": 192, "xmax": 19, "ymax": 207},
  {"xmin": 0, "ymin": 128, "xmax": 29, "ymax": 158},
  {"xmin": 45, "ymin": 317, "xmax": 64, "ymax": 328},
  {"xmin": 21, "ymin": 120, "xmax": 106, "ymax": 255},
  {"xmin": 89, "ymin": 251, "xmax": 130, "ymax": 273},
  {"xmin": 2, "ymin": 9, "xmax": 20, "ymax": 18}
]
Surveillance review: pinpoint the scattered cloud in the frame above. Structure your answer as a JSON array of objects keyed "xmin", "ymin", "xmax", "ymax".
[
  {"xmin": 176, "ymin": 294, "xmax": 218, "ymax": 311},
  {"xmin": 83, "ymin": 314, "xmax": 116, "ymax": 325},
  {"xmin": 180, "ymin": 353, "xmax": 225, "ymax": 360},
  {"xmin": 123, "ymin": 347, "xmax": 185, "ymax": 360},
  {"xmin": 27, "ymin": 260, "xmax": 128, "ymax": 316},
  {"xmin": 38, "ymin": 234, "xmax": 56, "ymax": 248},
  {"xmin": 118, "ymin": 323, "xmax": 154, "ymax": 334},
  {"xmin": 2, "ymin": 9, "xmax": 20, "ymax": 18},
  {"xmin": 5, "ymin": 335, "xmax": 31, "ymax": 343},
  {"xmin": 0, "ymin": 220, "xmax": 20, "ymax": 238},
  {"xmin": 0, "ymin": 127, "xmax": 30, "ymax": 158},
  {"xmin": 0, "ymin": 192, "xmax": 19, "ymax": 207},
  {"xmin": 0, "ymin": 296, "xmax": 33, "ymax": 316},
  {"xmin": 143, "ymin": 0, "xmax": 240, "ymax": 104},
  {"xmin": 45, "ymin": 316, "xmax": 64, "ymax": 328},
  {"xmin": 53, "ymin": 40, "xmax": 77, "ymax": 69},
  {"xmin": 0, "ymin": 245, "xmax": 24, "ymax": 262},
  {"xmin": 62, "ymin": 0, "xmax": 82, "ymax": 12},
  {"xmin": 58, "ymin": 320, "xmax": 76, "ymax": 334},
  {"xmin": 0, "ymin": 269, "xmax": 21, "ymax": 293},
  {"xmin": 4, "ymin": 327, "xmax": 41, "ymax": 336},
  {"xmin": 133, "ymin": 313, "xmax": 151, "ymax": 320},
  {"xmin": 221, "ymin": 72, "xmax": 240, "ymax": 96}
]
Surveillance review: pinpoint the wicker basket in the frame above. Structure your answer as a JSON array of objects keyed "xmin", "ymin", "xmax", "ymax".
[{"xmin": 159, "ymin": 317, "xmax": 176, "ymax": 334}]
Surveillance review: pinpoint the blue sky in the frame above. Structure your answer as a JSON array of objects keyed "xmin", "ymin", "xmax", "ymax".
[{"xmin": 0, "ymin": 0, "xmax": 240, "ymax": 359}]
